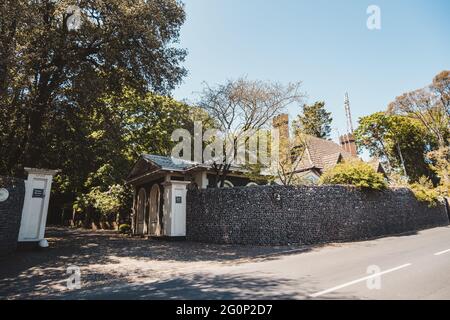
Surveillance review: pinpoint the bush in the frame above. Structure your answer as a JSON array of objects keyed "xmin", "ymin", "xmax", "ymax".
[
  {"xmin": 410, "ymin": 177, "xmax": 440, "ymax": 207},
  {"xmin": 118, "ymin": 224, "xmax": 132, "ymax": 234},
  {"xmin": 320, "ymin": 160, "xmax": 387, "ymax": 190}
]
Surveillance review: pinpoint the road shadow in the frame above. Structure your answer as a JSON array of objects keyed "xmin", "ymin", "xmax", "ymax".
[
  {"xmin": 40, "ymin": 272, "xmax": 358, "ymax": 300},
  {"xmin": 44, "ymin": 273, "xmax": 301, "ymax": 300},
  {"xmin": 0, "ymin": 227, "xmax": 315, "ymax": 299}
]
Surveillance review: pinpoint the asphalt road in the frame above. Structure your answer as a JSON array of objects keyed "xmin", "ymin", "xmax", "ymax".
[
  {"xmin": 2, "ymin": 226, "xmax": 450, "ymax": 299},
  {"xmin": 59, "ymin": 226, "xmax": 450, "ymax": 300},
  {"xmin": 229, "ymin": 226, "xmax": 450, "ymax": 299}
]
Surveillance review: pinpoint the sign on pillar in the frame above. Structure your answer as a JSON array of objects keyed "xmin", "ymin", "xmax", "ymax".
[{"xmin": 18, "ymin": 168, "xmax": 60, "ymax": 247}]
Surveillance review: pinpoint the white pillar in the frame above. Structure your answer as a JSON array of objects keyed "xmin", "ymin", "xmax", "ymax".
[
  {"xmin": 162, "ymin": 181, "xmax": 190, "ymax": 237},
  {"xmin": 18, "ymin": 168, "xmax": 59, "ymax": 243},
  {"xmin": 193, "ymin": 171, "xmax": 208, "ymax": 189}
]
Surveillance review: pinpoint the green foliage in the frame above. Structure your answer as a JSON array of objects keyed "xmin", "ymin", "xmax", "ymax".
[
  {"xmin": 410, "ymin": 177, "xmax": 441, "ymax": 207},
  {"xmin": 354, "ymin": 112, "xmax": 435, "ymax": 182},
  {"xmin": 427, "ymin": 143, "xmax": 450, "ymax": 196},
  {"xmin": 87, "ymin": 185, "xmax": 127, "ymax": 217},
  {"xmin": 383, "ymin": 71, "xmax": 449, "ymax": 185},
  {"xmin": 0, "ymin": 0, "xmax": 187, "ymax": 174},
  {"xmin": 242, "ymin": 163, "xmax": 274, "ymax": 185},
  {"xmin": 73, "ymin": 194, "xmax": 90, "ymax": 214},
  {"xmin": 98, "ymin": 87, "xmax": 213, "ymax": 160},
  {"xmin": 388, "ymin": 71, "xmax": 449, "ymax": 149},
  {"xmin": 320, "ymin": 160, "xmax": 387, "ymax": 190},
  {"xmin": 66, "ymin": 89, "xmax": 210, "ymax": 225},
  {"xmin": 293, "ymin": 101, "xmax": 333, "ymax": 139},
  {"xmin": 0, "ymin": 0, "xmax": 190, "ymax": 226},
  {"xmin": 119, "ymin": 224, "xmax": 132, "ymax": 234}
]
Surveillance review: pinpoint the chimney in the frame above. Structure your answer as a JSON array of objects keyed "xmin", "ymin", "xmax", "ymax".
[
  {"xmin": 273, "ymin": 114, "xmax": 289, "ymax": 141},
  {"xmin": 339, "ymin": 133, "xmax": 357, "ymax": 157},
  {"xmin": 273, "ymin": 114, "xmax": 290, "ymax": 163}
]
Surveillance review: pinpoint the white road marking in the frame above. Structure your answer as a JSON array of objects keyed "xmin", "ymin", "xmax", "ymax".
[
  {"xmin": 309, "ymin": 263, "xmax": 412, "ymax": 298},
  {"xmin": 434, "ymin": 249, "xmax": 450, "ymax": 256}
]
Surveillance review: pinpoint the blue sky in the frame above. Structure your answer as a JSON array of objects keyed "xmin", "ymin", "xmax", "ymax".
[{"xmin": 173, "ymin": 0, "xmax": 450, "ymax": 142}]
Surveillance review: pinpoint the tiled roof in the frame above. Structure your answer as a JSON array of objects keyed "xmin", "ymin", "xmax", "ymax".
[
  {"xmin": 142, "ymin": 154, "xmax": 198, "ymax": 171},
  {"xmin": 293, "ymin": 135, "xmax": 355, "ymax": 172},
  {"xmin": 322, "ymin": 153, "xmax": 343, "ymax": 171},
  {"xmin": 367, "ymin": 158, "xmax": 386, "ymax": 174}
]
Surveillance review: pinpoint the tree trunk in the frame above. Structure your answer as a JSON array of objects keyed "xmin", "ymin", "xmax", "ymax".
[
  {"xmin": 23, "ymin": 110, "xmax": 44, "ymax": 166},
  {"xmin": 219, "ymin": 163, "xmax": 232, "ymax": 188}
]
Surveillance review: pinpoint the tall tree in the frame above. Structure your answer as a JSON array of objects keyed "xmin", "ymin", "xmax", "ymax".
[
  {"xmin": 199, "ymin": 78, "xmax": 305, "ymax": 187},
  {"xmin": 0, "ymin": 0, "xmax": 187, "ymax": 172},
  {"xmin": 56, "ymin": 89, "xmax": 209, "ymax": 226},
  {"xmin": 293, "ymin": 101, "xmax": 333, "ymax": 139},
  {"xmin": 431, "ymin": 71, "xmax": 450, "ymax": 119},
  {"xmin": 272, "ymin": 133, "xmax": 309, "ymax": 186},
  {"xmin": 388, "ymin": 71, "xmax": 449, "ymax": 148},
  {"xmin": 354, "ymin": 112, "xmax": 435, "ymax": 182},
  {"xmin": 387, "ymin": 70, "xmax": 449, "ymax": 185}
]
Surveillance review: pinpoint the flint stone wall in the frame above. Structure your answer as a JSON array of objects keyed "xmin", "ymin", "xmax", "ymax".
[
  {"xmin": 186, "ymin": 185, "xmax": 449, "ymax": 246},
  {"xmin": 0, "ymin": 176, "xmax": 25, "ymax": 256}
]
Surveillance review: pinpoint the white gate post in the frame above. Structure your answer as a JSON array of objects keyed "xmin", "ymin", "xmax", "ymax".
[{"xmin": 18, "ymin": 168, "xmax": 60, "ymax": 246}]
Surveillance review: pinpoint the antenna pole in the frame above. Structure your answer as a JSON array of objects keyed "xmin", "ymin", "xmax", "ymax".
[{"xmin": 344, "ymin": 92, "xmax": 354, "ymax": 133}]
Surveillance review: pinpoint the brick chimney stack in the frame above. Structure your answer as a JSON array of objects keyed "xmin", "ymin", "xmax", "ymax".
[
  {"xmin": 273, "ymin": 114, "xmax": 289, "ymax": 141},
  {"xmin": 339, "ymin": 133, "xmax": 357, "ymax": 157},
  {"xmin": 273, "ymin": 114, "xmax": 290, "ymax": 163}
]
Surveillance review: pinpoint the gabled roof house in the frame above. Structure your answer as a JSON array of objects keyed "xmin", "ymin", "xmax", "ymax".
[
  {"xmin": 292, "ymin": 134, "xmax": 355, "ymax": 183},
  {"xmin": 273, "ymin": 114, "xmax": 384, "ymax": 184}
]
